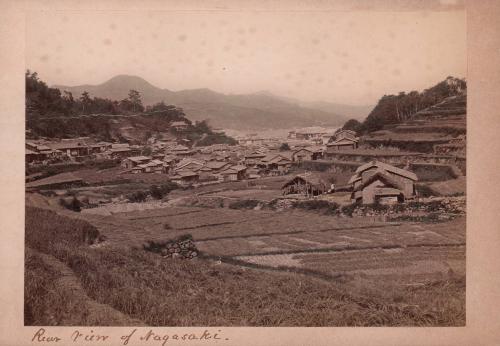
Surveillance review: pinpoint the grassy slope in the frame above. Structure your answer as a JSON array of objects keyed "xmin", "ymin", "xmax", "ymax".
[{"xmin": 25, "ymin": 207, "xmax": 465, "ymax": 326}]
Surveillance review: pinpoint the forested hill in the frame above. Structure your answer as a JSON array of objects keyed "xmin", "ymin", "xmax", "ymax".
[
  {"xmin": 340, "ymin": 76, "xmax": 467, "ymax": 133},
  {"xmin": 25, "ymin": 70, "xmax": 236, "ymax": 146}
]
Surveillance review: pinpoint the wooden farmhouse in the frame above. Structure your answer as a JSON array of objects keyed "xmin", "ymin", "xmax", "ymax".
[
  {"xmin": 109, "ymin": 147, "xmax": 133, "ymax": 159},
  {"xmin": 349, "ymin": 161, "xmax": 418, "ymax": 204},
  {"xmin": 121, "ymin": 156, "xmax": 152, "ymax": 169},
  {"xmin": 244, "ymin": 152, "xmax": 267, "ymax": 166},
  {"xmin": 259, "ymin": 153, "xmax": 293, "ymax": 175},
  {"xmin": 220, "ymin": 165, "xmax": 247, "ymax": 181},
  {"xmin": 282, "ymin": 173, "xmax": 328, "ymax": 197},
  {"xmin": 205, "ymin": 161, "xmax": 232, "ymax": 173},
  {"xmin": 170, "ymin": 121, "xmax": 189, "ymax": 131},
  {"xmin": 326, "ymin": 137, "xmax": 359, "ymax": 151},
  {"xmin": 47, "ymin": 142, "xmax": 90, "ymax": 158},
  {"xmin": 292, "ymin": 146, "xmax": 324, "ymax": 162},
  {"xmin": 176, "ymin": 158, "xmax": 206, "ymax": 172},
  {"xmin": 170, "ymin": 170, "xmax": 199, "ymax": 185},
  {"xmin": 326, "ymin": 129, "xmax": 359, "ymax": 151}
]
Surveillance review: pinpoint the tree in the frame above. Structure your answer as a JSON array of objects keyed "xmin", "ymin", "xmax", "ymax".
[
  {"xmin": 342, "ymin": 119, "xmax": 362, "ymax": 133},
  {"xmin": 128, "ymin": 89, "xmax": 144, "ymax": 113},
  {"xmin": 146, "ymin": 101, "xmax": 175, "ymax": 113},
  {"xmin": 279, "ymin": 143, "xmax": 291, "ymax": 151},
  {"xmin": 80, "ymin": 91, "xmax": 91, "ymax": 114},
  {"xmin": 142, "ymin": 146, "xmax": 152, "ymax": 156}
]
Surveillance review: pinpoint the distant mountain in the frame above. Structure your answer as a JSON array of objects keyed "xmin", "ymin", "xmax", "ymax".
[
  {"xmin": 251, "ymin": 90, "xmax": 374, "ymax": 120},
  {"xmin": 54, "ymin": 75, "xmax": 176, "ymax": 106},
  {"xmin": 53, "ymin": 75, "xmax": 350, "ymax": 130}
]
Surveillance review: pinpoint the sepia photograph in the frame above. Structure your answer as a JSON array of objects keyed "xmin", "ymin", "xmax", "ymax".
[{"xmin": 23, "ymin": 3, "xmax": 467, "ymax": 328}]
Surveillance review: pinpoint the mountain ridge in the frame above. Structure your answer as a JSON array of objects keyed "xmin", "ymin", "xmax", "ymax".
[{"xmin": 53, "ymin": 75, "xmax": 360, "ymax": 130}]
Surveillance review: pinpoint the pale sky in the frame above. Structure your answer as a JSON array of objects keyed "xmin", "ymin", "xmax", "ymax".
[{"xmin": 26, "ymin": 9, "xmax": 466, "ymax": 105}]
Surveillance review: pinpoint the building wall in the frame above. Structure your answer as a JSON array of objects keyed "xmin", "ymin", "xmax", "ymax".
[
  {"xmin": 326, "ymin": 144, "xmax": 355, "ymax": 153},
  {"xmin": 361, "ymin": 180, "xmax": 385, "ymax": 204},
  {"xmin": 293, "ymin": 150, "xmax": 313, "ymax": 162}
]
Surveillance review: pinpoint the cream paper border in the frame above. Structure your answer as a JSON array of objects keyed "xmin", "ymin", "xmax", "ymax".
[{"xmin": 1, "ymin": 0, "xmax": 500, "ymax": 345}]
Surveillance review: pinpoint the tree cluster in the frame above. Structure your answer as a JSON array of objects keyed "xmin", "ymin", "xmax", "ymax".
[{"xmin": 26, "ymin": 70, "xmax": 147, "ymax": 118}]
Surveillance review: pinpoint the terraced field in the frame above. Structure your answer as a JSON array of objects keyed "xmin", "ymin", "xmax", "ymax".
[
  {"xmin": 25, "ymin": 191, "xmax": 466, "ymax": 326},
  {"xmin": 72, "ymin": 205, "xmax": 465, "ymax": 292}
]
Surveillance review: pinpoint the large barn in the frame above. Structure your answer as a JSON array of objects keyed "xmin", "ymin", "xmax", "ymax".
[{"xmin": 349, "ymin": 161, "xmax": 418, "ymax": 204}]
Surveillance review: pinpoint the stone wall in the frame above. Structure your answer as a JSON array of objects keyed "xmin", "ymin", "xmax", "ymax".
[{"xmin": 143, "ymin": 236, "xmax": 198, "ymax": 259}]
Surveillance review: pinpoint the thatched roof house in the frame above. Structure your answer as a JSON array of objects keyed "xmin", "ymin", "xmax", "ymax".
[
  {"xmin": 282, "ymin": 173, "xmax": 329, "ymax": 196},
  {"xmin": 349, "ymin": 160, "xmax": 418, "ymax": 204}
]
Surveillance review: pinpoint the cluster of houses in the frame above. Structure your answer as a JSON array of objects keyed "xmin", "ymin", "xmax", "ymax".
[
  {"xmin": 28, "ymin": 125, "xmax": 418, "ymax": 204},
  {"xmin": 118, "ymin": 142, "xmax": 331, "ymax": 186},
  {"xmin": 26, "ymin": 125, "xmax": 421, "ymax": 206},
  {"xmin": 26, "ymin": 138, "xmax": 144, "ymax": 164},
  {"xmin": 112, "ymin": 129, "xmax": 362, "ymax": 186},
  {"xmin": 25, "ymin": 127, "xmax": 362, "ymax": 166}
]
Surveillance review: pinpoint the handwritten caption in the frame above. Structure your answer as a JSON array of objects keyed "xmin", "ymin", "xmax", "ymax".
[{"xmin": 32, "ymin": 328, "xmax": 229, "ymax": 346}]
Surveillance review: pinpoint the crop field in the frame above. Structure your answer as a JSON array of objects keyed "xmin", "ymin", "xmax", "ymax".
[
  {"xmin": 366, "ymin": 131, "xmax": 453, "ymax": 141},
  {"xmin": 429, "ymin": 176, "xmax": 466, "ymax": 196},
  {"xmin": 76, "ymin": 207, "xmax": 396, "ymax": 246},
  {"xmin": 204, "ymin": 188, "xmax": 281, "ymax": 201}
]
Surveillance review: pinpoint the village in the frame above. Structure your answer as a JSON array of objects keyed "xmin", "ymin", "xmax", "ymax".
[{"xmin": 26, "ymin": 93, "xmax": 466, "ymax": 210}]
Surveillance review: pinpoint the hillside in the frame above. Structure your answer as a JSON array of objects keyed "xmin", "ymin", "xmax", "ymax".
[
  {"xmin": 336, "ymin": 76, "xmax": 467, "ymax": 154},
  {"xmin": 54, "ymin": 75, "xmax": 349, "ymax": 130},
  {"xmin": 362, "ymin": 92, "xmax": 466, "ymax": 153},
  {"xmin": 360, "ymin": 76, "xmax": 466, "ymax": 133}
]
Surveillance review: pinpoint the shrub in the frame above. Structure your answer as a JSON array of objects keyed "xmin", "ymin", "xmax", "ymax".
[
  {"xmin": 293, "ymin": 200, "xmax": 330, "ymax": 210},
  {"xmin": 391, "ymin": 203, "xmax": 407, "ymax": 213},
  {"xmin": 150, "ymin": 185, "xmax": 163, "ymax": 200},
  {"xmin": 228, "ymin": 199, "xmax": 261, "ymax": 209},
  {"xmin": 127, "ymin": 191, "xmax": 148, "ymax": 202},
  {"xmin": 416, "ymin": 184, "xmax": 436, "ymax": 197},
  {"xmin": 341, "ymin": 203, "xmax": 357, "ymax": 217},
  {"xmin": 293, "ymin": 200, "xmax": 340, "ymax": 215},
  {"xmin": 407, "ymin": 200, "xmax": 444, "ymax": 212},
  {"xmin": 279, "ymin": 143, "xmax": 291, "ymax": 151},
  {"xmin": 389, "ymin": 213, "xmax": 442, "ymax": 223},
  {"xmin": 294, "ymin": 200, "xmax": 340, "ymax": 216},
  {"xmin": 426, "ymin": 200, "xmax": 444, "ymax": 212},
  {"xmin": 59, "ymin": 196, "xmax": 82, "ymax": 212},
  {"xmin": 370, "ymin": 200, "xmax": 390, "ymax": 212}
]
